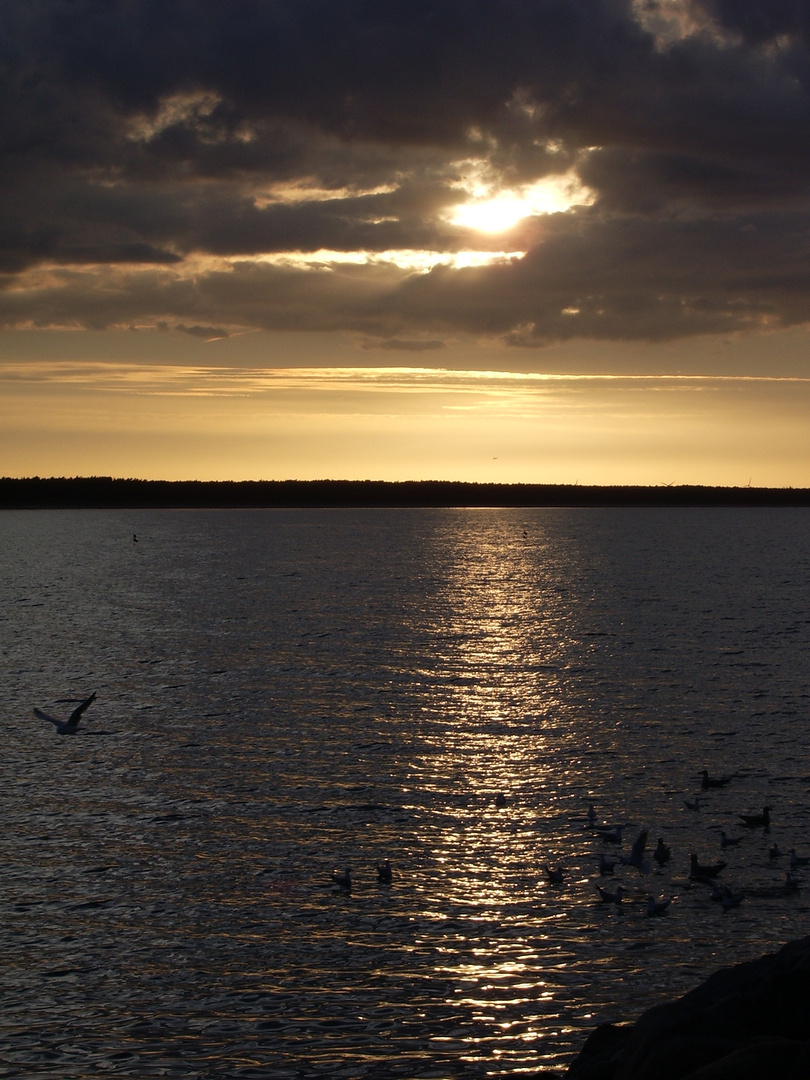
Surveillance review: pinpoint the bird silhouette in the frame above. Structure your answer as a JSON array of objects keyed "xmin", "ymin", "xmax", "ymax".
[
  {"xmin": 593, "ymin": 824, "xmax": 624, "ymax": 844},
  {"xmin": 619, "ymin": 829, "xmax": 652, "ymax": 874},
  {"xmin": 332, "ymin": 867, "xmax": 351, "ymax": 889},
  {"xmin": 597, "ymin": 853, "xmax": 616, "ymax": 875},
  {"xmin": 690, "ymin": 853, "xmax": 727, "ymax": 880},
  {"xmin": 721, "ymin": 889, "xmax": 744, "ymax": 911},
  {"xmin": 739, "ymin": 807, "xmax": 771, "ymax": 828},
  {"xmin": 646, "ymin": 895, "xmax": 671, "ymax": 916},
  {"xmin": 720, "ymin": 831, "xmax": 742, "ymax": 848},
  {"xmin": 34, "ymin": 692, "xmax": 97, "ymax": 735},
  {"xmin": 653, "ymin": 838, "xmax": 671, "ymax": 866},
  {"xmin": 701, "ymin": 770, "xmax": 732, "ymax": 789},
  {"xmin": 595, "ymin": 883, "xmax": 624, "ymax": 906}
]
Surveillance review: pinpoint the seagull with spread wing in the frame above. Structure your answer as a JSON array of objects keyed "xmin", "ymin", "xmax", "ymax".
[
  {"xmin": 619, "ymin": 828, "xmax": 652, "ymax": 874},
  {"xmin": 35, "ymin": 692, "xmax": 96, "ymax": 735}
]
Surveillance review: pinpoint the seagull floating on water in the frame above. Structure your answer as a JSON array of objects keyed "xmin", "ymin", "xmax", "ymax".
[
  {"xmin": 790, "ymin": 849, "xmax": 810, "ymax": 869},
  {"xmin": 653, "ymin": 838, "xmax": 671, "ymax": 866},
  {"xmin": 690, "ymin": 853, "xmax": 727, "ymax": 881},
  {"xmin": 769, "ymin": 843, "xmax": 781, "ymax": 859},
  {"xmin": 332, "ymin": 867, "xmax": 351, "ymax": 889},
  {"xmin": 784, "ymin": 871, "xmax": 801, "ymax": 891},
  {"xmin": 377, "ymin": 859, "xmax": 393, "ymax": 884},
  {"xmin": 720, "ymin": 886, "xmax": 744, "ymax": 911},
  {"xmin": 701, "ymin": 770, "xmax": 733, "ymax": 790},
  {"xmin": 597, "ymin": 853, "xmax": 616, "ymax": 876},
  {"xmin": 544, "ymin": 864, "xmax": 564, "ymax": 885},
  {"xmin": 646, "ymin": 895, "xmax": 671, "ymax": 917},
  {"xmin": 586, "ymin": 803, "xmax": 598, "ymax": 826},
  {"xmin": 684, "ymin": 797, "xmax": 701, "ymax": 812},
  {"xmin": 710, "ymin": 882, "xmax": 743, "ymax": 906},
  {"xmin": 34, "ymin": 691, "xmax": 96, "ymax": 735},
  {"xmin": 494, "ymin": 792, "xmax": 507, "ymax": 808},
  {"xmin": 739, "ymin": 806, "xmax": 771, "ymax": 829},
  {"xmin": 593, "ymin": 824, "xmax": 624, "ymax": 844},
  {"xmin": 720, "ymin": 830, "xmax": 742, "ymax": 848},
  {"xmin": 595, "ymin": 883, "xmax": 624, "ymax": 906}
]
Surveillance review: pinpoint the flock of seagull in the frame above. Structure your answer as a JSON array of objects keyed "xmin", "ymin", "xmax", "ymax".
[
  {"xmin": 328, "ymin": 771, "xmax": 806, "ymax": 909},
  {"xmin": 40, "ymin": 697, "xmax": 802, "ymax": 918},
  {"xmin": 332, "ymin": 860, "xmax": 392, "ymax": 891},
  {"xmin": 548, "ymin": 769, "xmax": 805, "ymax": 916}
]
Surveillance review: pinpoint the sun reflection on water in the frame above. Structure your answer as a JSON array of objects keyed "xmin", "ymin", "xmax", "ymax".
[{"xmin": 395, "ymin": 513, "xmax": 595, "ymax": 1068}]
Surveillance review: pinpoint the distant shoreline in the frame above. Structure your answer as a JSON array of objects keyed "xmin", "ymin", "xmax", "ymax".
[{"xmin": 2, "ymin": 477, "xmax": 810, "ymax": 509}]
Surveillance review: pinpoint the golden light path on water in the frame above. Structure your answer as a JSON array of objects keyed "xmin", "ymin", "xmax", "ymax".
[{"xmin": 398, "ymin": 521, "xmax": 590, "ymax": 1069}]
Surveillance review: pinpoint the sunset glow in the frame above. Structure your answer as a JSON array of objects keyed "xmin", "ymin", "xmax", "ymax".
[
  {"xmin": 1, "ymin": 1, "xmax": 809, "ymax": 488},
  {"xmin": 3, "ymin": 356, "xmax": 809, "ymax": 487},
  {"xmin": 449, "ymin": 173, "xmax": 595, "ymax": 233}
]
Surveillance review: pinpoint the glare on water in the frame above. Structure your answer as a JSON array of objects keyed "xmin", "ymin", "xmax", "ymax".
[{"xmin": 1, "ymin": 507, "xmax": 809, "ymax": 1077}]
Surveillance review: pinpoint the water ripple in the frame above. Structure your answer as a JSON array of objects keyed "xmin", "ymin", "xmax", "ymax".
[{"xmin": 2, "ymin": 507, "xmax": 810, "ymax": 1076}]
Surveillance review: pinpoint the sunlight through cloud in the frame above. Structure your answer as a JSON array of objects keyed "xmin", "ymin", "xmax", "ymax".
[{"xmin": 449, "ymin": 170, "xmax": 595, "ymax": 233}]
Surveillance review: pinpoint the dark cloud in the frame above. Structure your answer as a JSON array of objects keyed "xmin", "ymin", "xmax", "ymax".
[
  {"xmin": 363, "ymin": 338, "xmax": 447, "ymax": 352},
  {"xmin": 2, "ymin": 1, "xmax": 810, "ymax": 345},
  {"xmin": 701, "ymin": 1, "xmax": 810, "ymax": 45},
  {"xmin": 176, "ymin": 323, "xmax": 230, "ymax": 340},
  {"xmin": 4, "ymin": 208, "xmax": 809, "ymax": 344}
]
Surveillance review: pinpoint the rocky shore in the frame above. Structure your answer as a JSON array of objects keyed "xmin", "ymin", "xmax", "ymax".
[{"xmin": 566, "ymin": 936, "xmax": 810, "ymax": 1080}]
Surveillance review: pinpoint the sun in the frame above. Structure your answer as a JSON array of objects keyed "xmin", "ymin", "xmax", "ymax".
[
  {"xmin": 449, "ymin": 170, "xmax": 594, "ymax": 233},
  {"xmin": 452, "ymin": 194, "xmax": 531, "ymax": 233}
]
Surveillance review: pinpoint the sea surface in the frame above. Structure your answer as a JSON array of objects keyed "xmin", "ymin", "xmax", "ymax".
[{"xmin": 2, "ymin": 506, "xmax": 810, "ymax": 1078}]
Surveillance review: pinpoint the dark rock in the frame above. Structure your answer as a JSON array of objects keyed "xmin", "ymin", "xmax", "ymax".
[
  {"xmin": 567, "ymin": 937, "xmax": 810, "ymax": 1080},
  {"xmin": 567, "ymin": 1023, "xmax": 633, "ymax": 1080},
  {"xmin": 682, "ymin": 1037, "xmax": 803, "ymax": 1080}
]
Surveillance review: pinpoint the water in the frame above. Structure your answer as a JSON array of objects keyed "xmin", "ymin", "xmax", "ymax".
[{"xmin": 2, "ymin": 507, "xmax": 810, "ymax": 1078}]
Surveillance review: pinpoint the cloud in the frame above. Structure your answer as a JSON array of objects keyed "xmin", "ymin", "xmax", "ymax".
[
  {"xmin": 362, "ymin": 338, "xmax": 447, "ymax": 352},
  {"xmin": 175, "ymin": 323, "xmax": 230, "ymax": 341},
  {"xmin": 2, "ymin": 1, "xmax": 810, "ymax": 349}
]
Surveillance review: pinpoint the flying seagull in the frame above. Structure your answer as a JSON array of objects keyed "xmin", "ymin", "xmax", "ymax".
[
  {"xmin": 35, "ymin": 692, "xmax": 96, "ymax": 735},
  {"xmin": 620, "ymin": 828, "xmax": 652, "ymax": 874}
]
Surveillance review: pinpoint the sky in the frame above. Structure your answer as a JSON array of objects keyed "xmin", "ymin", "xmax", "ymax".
[{"xmin": 2, "ymin": 0, "xmax": 810, "ymax": 486}]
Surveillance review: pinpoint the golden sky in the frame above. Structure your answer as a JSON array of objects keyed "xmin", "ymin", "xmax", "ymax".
[
  {"xmin": 3, "ymin": 329, "xmax": 809, "ymax": 485},
  {"xmin": 2, "ymin": 2, "xmax": 810, "ymax": 485}
]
